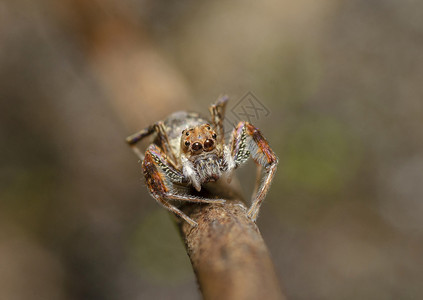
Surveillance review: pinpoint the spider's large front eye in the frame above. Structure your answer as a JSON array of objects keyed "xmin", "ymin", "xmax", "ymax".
[
  {"xmin": 204, "ymin": 139, "xmax": 214, "ymax": 151},
  {"xmin": 192, "ymin": 142, "xmax": 202, "ymax": 151}
]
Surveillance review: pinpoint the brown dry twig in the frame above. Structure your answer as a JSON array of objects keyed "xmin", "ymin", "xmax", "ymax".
[{"xmin": 176, "ymin": 181, "xmax": 286, "ymax": 300}]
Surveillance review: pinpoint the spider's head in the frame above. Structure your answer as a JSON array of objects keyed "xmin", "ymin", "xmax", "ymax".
[{"xmin": 181, "ymin": 124, "xmax": 218, "ymax": 157}]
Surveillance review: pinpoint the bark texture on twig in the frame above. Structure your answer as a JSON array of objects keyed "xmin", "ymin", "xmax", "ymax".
[{"xmin": 177, "ymin": 181, "xmax": 285, "ymax": 300}]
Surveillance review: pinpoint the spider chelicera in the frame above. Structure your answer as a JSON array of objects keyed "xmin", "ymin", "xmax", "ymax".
[{"xmin": 126, "ymin": 96, "xmax": 278, "ymax": 227}]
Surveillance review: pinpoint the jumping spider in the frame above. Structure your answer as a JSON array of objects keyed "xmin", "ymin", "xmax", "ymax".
[{"xmin": 126, "ymin": 96, "xmax": 278, "ymax": 227}]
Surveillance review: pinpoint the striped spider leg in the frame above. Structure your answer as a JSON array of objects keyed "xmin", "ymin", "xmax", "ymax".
[
  {"xmin": 230, "ymin": 121, "xmax": 279, "ymax": 221},
  {"xmin": 127, "ymin": 123, "xmax": 226, "ymax": 227},
  {"xmin": 143, "ymin": 145, "xmax": 225, "ymax": 227}
]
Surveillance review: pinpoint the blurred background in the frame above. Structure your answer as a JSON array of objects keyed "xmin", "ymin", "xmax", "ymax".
[{"xmin": 1, "ymin": 0, "xmax": 423, "ymax": 299}]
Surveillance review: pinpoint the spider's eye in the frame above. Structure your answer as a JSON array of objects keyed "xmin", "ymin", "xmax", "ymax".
[
  {"xmin": 185, "ymin": 141, "xmax": 190, "ymax": 147},
  {"xmin": 207, "ymin": 126, "xmax": 211, "ymax": 130},
  {"xmin": 204, "ymin": 139, "xmax": 214, "ymax": 151},
  {"xmin": 212, "ymin": 133, "xmax": 217, "ymax": 139},
  {"xmin": 192, "ymin": 142, "xmax": 203, "ymax": 151},
  {"xmin": 186, "ymin": 131, "xmax": 189, "ymax": 136}
]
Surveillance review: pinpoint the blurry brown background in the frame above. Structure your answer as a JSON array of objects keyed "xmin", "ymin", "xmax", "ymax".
[{"xmin": 1, "ymin": 0, "xmax": 423, "ymax": 299}]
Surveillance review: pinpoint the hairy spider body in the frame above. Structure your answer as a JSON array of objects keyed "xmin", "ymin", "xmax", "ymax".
[{"xmin": 127, "ymin": 96, "xmax": 278, "ymax": 227}]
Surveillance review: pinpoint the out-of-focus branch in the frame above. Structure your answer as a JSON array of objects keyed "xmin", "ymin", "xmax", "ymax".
[{"xmin": 177, "ymin": 182, "xmax": 285, "ymax": 300}]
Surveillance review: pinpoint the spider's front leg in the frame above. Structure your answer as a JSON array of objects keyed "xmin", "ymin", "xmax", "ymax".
[
  {"xmin": 143, "ymin": 144, "xmax": 225, "ymax": 227},
  {"xmin": 230, "ymin": 122, "xmax": 278, "ymax": 221}
]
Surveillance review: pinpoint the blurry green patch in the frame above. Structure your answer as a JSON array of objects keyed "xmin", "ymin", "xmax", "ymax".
[
  {"xmin": 259, "ymin": 43, "xmax": 323, "ymax": 109},
  {"xmin": 130, "ymin": 209, "xmax": 194, "ymax": 285},
  {"xmin": 281, "ymin": 117, "xmax": 360, "ymax": 194}
]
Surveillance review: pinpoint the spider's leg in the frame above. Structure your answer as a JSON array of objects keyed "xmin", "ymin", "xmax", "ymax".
[
  {"xmin": 126, "ymin": 125, "xmax": 155, "ymax": 160},
  {"xmin": 155, "ymin": 121, "xmax": 179, "ymax": 166},
  {"xmin": 251, "ymin": 163, "xmax": 263, "ymax": 201},
  {"xmin": 126, "ymin": 125, "xmax": 154, "ymax": 145},
  {"xmin": 126, "ymin": 121, "xmax": 177, "ymax": 164},
  {"xmin": 143, "ymin": 144, "xmax": 225, "ymax": 227},
  {"xmin": 166, "ymin": 194, "xmax": 225, "ymax": 204},
  {"xmin": 209, "ymin": 95, "xmax": 229, "ymax": 145},
  {"xmin": 230, "ymin": 121, "xmax": 278, "ymax": 222},
  {"xmin": 143, "ymin": 145, "xmax": 196, "ymax": 226}
]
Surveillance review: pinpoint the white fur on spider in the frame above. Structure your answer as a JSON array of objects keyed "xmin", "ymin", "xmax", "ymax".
[
  {"xmin": 181, "ymin": 155, "xmax": 201, "ymax": 191},
  {"xmin": 223, "ymin": 145, "xmax": 236, "ymax": 171}
]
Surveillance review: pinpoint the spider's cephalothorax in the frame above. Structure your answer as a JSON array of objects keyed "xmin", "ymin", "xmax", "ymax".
[
  {"xmin": 126, "ymin": 96, "xmax": 278, "ymax": 227},
  {"xmin": 180, "ymin": 123, "xmax": 230, "ymax": 190}
]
